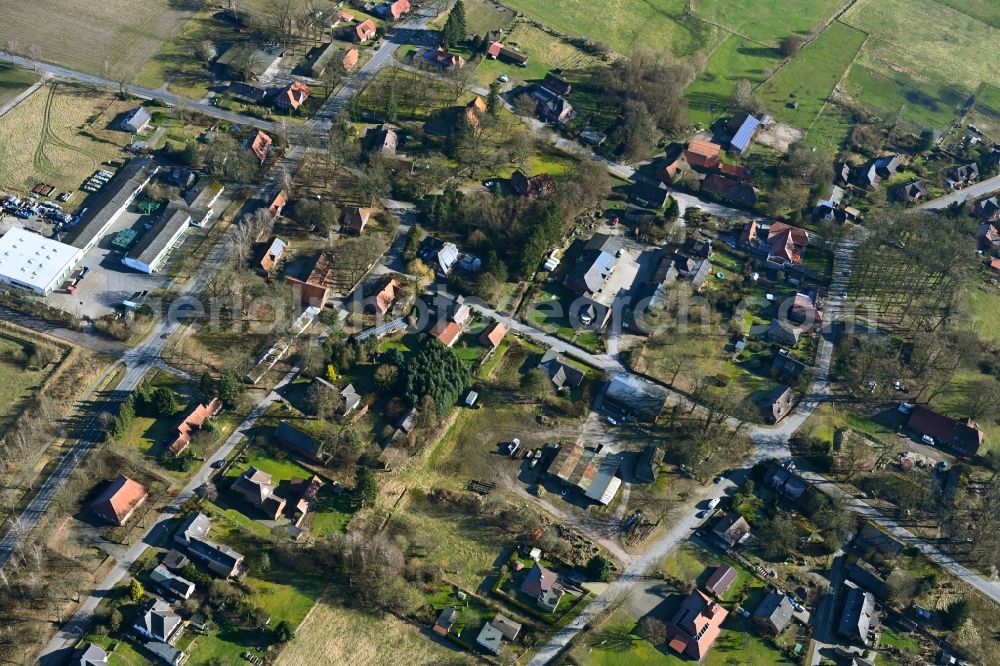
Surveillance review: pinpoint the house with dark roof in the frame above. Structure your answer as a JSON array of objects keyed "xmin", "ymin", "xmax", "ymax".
[
  {"xmin": 705, "ymin": 565, "xmax": 737, "ymax": 598},
  {"xmin": 539, "ymin": 350, "xmax": 585, "ymax": 390},
  {"xmin": 854, "ymin": 522, "xmax": 904, "ymax": 557},
  {"xmin": 906, "ymin": 406, "xmax": 983, "ymax": 456},
  {"xmin": 187, "ymin": 536, "xmax": 245, "ymax": 578},
  {"xmin": 512, "ymin": 170, "xmax": 556, "ymax": 198},
  {"xmin": 629, "ymin": 180, "xmax": 669, "ymax": 209},
  {"xmin": 772, "ymin": 349, "xmax": 806, "ymax": 381},
  {"xmin": 91, "ymin": 475, "xmax": 147, "ymax": 526},
  {"xmin": 752, "ymin": 592, "xmax": 794, "ymax": 634},
  {"xmin": 947, "ymin": 163, "xmax": 979, "ymax": 189},
  {"xmin": 604, "ymin": 375, "xmax": 668, "ymax": 423},
  {"xmin": 853, "ymin": 155, "xmax": 900, "ymax": 188},
  {"xmin": 568, "ymin": 296, "xmax": 612, "ymax": 331},
  {"xmin": 275, "ymin": 420, "xmax": 325, "ymax": 463},
  {"xmin": 837, "ymin": 583, "xmax": 877, "ymax": 647},
  {"xmin": 142, "ymin": 642, "xmax": 187, "ymax": 666},
  {"xmin": 635, "ymin": 445, "xmax": 664, "ymax": 483},
  {"xmin": 342, "ymin": 206, "xmax": 371, "ymax": 234},
  {"xmin": 565, "ymin": 233, "xmax": 621, "ymax": 296},
  {"xmin": 767, "ymin": 319, "xmax": 802, "ymax": 346},
  {"xmin": 477, "ymin": 613, "xmax": 522, "ymax": 653},
  {"xmin": 520, "ymin": 563, "xmax": 564, "ymax": 611},
  {"xmin": 433, "ymin": 607, "xmax": 458, "ymax": 635},
  {"xmin": 701, "ymin": 174, "xmax": 757, "ymax": 207},
  {"xmin": 713, "ymin": 513, "xmax": 751, "ymax": 548},
  {"xmin": 217, "ymin": 44, "xmax": 283, "ymax": 81},
  {"xmin": 666, "ymin": 591, "xmax": 728, "ymax": 660},
  {"xmin": 728, "ymin": 113, "xmax": 761, "ymax": 153},
  {"xmin": 228, "ymin": 82, "xmax": 271, "ymax": 105},
  {"xmin": 530, "ymin": 84, "xmax": 574, "ymax": 123},
  {"xmin": 763, "ymin": 464, "xmax": 808, "ymax": 500},
  {"xmin": 978, "ymin": 223, "xmax": 1000, "ymax": 252},
  {"xmin": 151, "ymin": 564, "xmax": 196, "ymax": 600},
  {"xmin": 231, "ymin": 467, "xmax": 286, "ymax": 519},
  {"xmin": 975, "ymin": 196, "xmax": 1000, "ymax": 223},
  {"xmin": 542, "ymin": 73, "xmax": 572, "ymax": 96},
  {"xmin": 895, "ymin": 179, "xmax": 927, "ymax": 203},
  {"xmin": 134, "ymin": 600, "xmax": 182, "ymax": 643},
  {"xmin": 847, "ymin": 559, "xmax": 888, "ymax": 600}
]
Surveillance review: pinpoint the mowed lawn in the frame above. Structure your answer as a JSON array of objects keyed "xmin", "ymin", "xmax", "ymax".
[
  {"xmin": 843, "ymin": 64, "xmax": 965, "ymax": 131},
  {"xmin": 0, "ymin": 0, "xmax": 192, "ymax": 77},
  {"xmin": 685, "ymin": 35, "xmax": 783, "ymax": 126},
  {"xmin": 276, "ymin": 597, "xmax": 474, "ymax": 666},
  {"xmin": 843, "ymin": 0, "xmax": 1000, "ymax": 91},
  {"xmin": 474, "ymin": 22, "xmax": 599, "ymax": 87},
  {"xmin": 691, "ymin": 0, "xmax": 844, "ymax": 46},
  {"xmin": 758, "ymin": 21, "xmax": 867, "ymax": 128},
  {"xmin": 501, "ymin": 0, "xmax": 724, "ymax": 56},
  {"xmin": 962, "ymin": 285, "xmax": 1000, "ymax": 345}
]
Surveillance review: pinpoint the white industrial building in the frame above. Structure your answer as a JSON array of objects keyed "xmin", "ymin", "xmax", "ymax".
[
  {"xmin": 122, "ymin": 204, "xmax": 192, "ymax": 274},
  {"xmin": 0, "ymin": 228, "xmax": 83, "ymax": 295}
]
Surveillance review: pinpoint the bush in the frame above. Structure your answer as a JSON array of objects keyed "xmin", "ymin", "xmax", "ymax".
[
  {"xmin": 942, "ymin": 598, "xmax": 970, "ymax": 630},
  {"xmin": 274, "ymin": 619, "xmax": 295, "ymax": 642},
  {"xmin": 586, "ymin": 555, "xmax": 611, "ymax": 582}
]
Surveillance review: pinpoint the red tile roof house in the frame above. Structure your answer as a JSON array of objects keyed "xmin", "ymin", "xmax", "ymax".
[
  {"xmin": 704, "ymin": 565, "xmax": 738, "ymax": 598},
  {"xmin": 167, "ymin": 397, "xmax": 223, "ymax": 456},
  {"xmin": 666, "ymin": 590, "xmax": 729, "ymax": 660},
  {"xmin": 267, "ymin": 190, "xmax": 287, "ymax": 217},
  {"xmin": 991, "ymin": 258, "xmax": 1000, "ymax": 274},
  {"xmin": 91, "ymin": 475, "xmax": 148, "ymax": 526},
  {"xmin": 480, "ymin": 321, "xmax": 507, "ymax": 349},
  {"xmin": 430, "ymin": 320, "xmax": 463, "ymax": 348},
  {"xmin": 342, "ymin": 47, "xmax": 359, "ymax": 71},
  {"xmin": 249, "ymin": 130, "xmax": 272, "ymax": 163},
  {"xmin": 907, "ymin": 406, "xmax": 984, "ymax": 457},
  {"xmin": 767, "ymin": 221, "xmax": 809, "ymax": 264},
  {"xmin": 342, "ymin": 206, "xmax": 371, "ymax": 234},
  {"xmin": 367, "ymin": 277, "xmax": 400, "ymax": 315},
  {"xmin": 354, "ymin": 19, "xmax": 377, "ymax": 42},
  {"xmin": 388, "ymin": 0, "xmax": 411, "ymax": 19},
  {"xmin": 276, "ymin": 81, "xmax": 310, "ymax": 111},
  {"xmin": 465, "ymin": 95, "xmax": 487, "ymax": 128},
  {"xmin": 289, "ymin": 475, "xmax": 323, "ymax": 524}
]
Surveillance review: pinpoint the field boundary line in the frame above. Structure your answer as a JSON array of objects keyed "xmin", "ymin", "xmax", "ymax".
[
  {"xmin": 0, "ymin": 75, "xmax": 43, "ymax": 120},
  {"xmin": 806, "ymin": 32, "xmax": 870, "ymax": 134}
]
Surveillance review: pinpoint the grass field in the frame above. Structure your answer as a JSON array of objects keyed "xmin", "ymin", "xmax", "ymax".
[
  {"xmin": 803, "ymin": 101, "xmax": 856, "ymax": 151},
  {"xmin": 0, "ymin": 83, "xmax": 130, "ymax": 195},
  {"xmin": 962, "ymin": 283, "xmax": 1000, "ymax": 345},
  {"xmin": 501, "ymin": 0, "xmax": 723, "ymax": 56},
  {"xmin": 276, "ymin": 597, "xmax": 473, "ymax": 666},
  {"xmin": 842, "ymin": 64, "xmax": 965, "ymax": 132},
  {"xmin": 685, "ymin": 35, "xmax": 783, "ymax": 126},
  {"xmin": 757, "ymin": 21, "xmax": 867, "ymax": 127},
  {"xmin": 0, "ymin": 65, "xmax": 37, "ymax": 108},
  {"xmin": 474, "ymin": 22, "xmax": 599, "ymax": 87},
  {"xmin": 934, "ymin": 0, "xmax": 1000, "ymax": 27},
  {"xmin": 690, "ymin": 0, "xmax": 844, "ymax": 46},
  {"xmin": 464, "ymin": 0, "xmax": 517, "ymax": 36},
  {"xmin": 0, "ymin": 0, "xmax": 193, "ymax": 77},
  {"xmin": 0, "ymin": 336, "xmax": 60, "ymax": 430},
  {"xmin": 843, "ymin": 0, "xmax": 1000, "ymax": 92},
  {"xmin": 135, "ymin": 7, "xmax": 229, "ymax": 99}
]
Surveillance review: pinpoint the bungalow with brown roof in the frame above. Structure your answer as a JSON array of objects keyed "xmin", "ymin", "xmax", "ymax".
[
  {"xmin": 479, "ymin": 321, "xmax": 507, "ymax": 349},
  {"xmin": 276, "ymin": 81, "xmax": 310, "ymax": 111},
  {"xmin": 511, "ymin": 170, "xmax": 555, "ymax": 199},
  {"xmin": 991, "ymin": 258, "xmax": 1000, "ymax": 274},
  {"xmin": 424, "ymin": 47, "xmax": 465, "ymax": 69},
  {"xmin": 167, "ymin": 397, "xmax": 222, "ymax": 456},
  {"xmin": 231, "ymin": 467, "xmax": 286, "ymax": 519},
  {"xmin": 705, "ymin": 565, "xmax": 738, "ymax": 598},
  {"xmin": 666, "ymin": 590, "xmax": 728, "ymax": 660},
  {"xmin": 91, "ymin": 475, "xmax": 148, "ymax": 526},
  {"xmin": 286, "ymin": 251, "xmax": 333, "ymax": 308},
  {"xmin": 486, "ymin": 42, "xmax": 528, "ymax": 66},
  {"xmin": 542, "ymin": 73, "xmax": 572, "ymax": 97},
  {"xmin": 354, "ymin": 19, "xmax": 377, "ymax": 42},
  {"xmin": 289, "ymin": 475, "xmax": 323, "ymax": 521},
  {"xmin": 267, "ymin": 190, "xmax": 287, "ymax": 217},
  {"xmin": 907, "ymin": 406, "xmax": 984, "ymax": 456},
  {"xmin": 342, "ymin": 206, "xmax": 371, "ymax": 234},
  {"xmin": 249, "ymin": 130, "xmax": 272, "ymax": 163}
]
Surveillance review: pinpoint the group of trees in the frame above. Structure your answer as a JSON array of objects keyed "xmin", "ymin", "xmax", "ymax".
[
  {"xmin": 593, "ymin": 47, "xmax": 705, "ymax": 161},
  {"xmin": 402, "ymin": 341, "xmax": 471, "ymax": 417},
  {"xmin": 766, "ymin": 144, "xmax": 835, "ymax": 219},
  {"xmin": 440, "ymin": 0, "xmax": 467, "ymax": 49}
]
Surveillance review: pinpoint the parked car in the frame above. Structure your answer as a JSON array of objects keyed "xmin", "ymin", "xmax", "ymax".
[
  {"xmin": 606, "ymin": 416, "xmax": 617, "ymax": 426},
  {"xmin": 707, "ymin": 497, "xmax": 720, "ymax": 509},
  {"xmin": 898, "ymin": 402, "xmax": 913, "ymax": 414},
  {"xmin": 921, "ymin": 435, "xmax": 935, "ymax": 446},
  {"xmin": 498, "ymin": 74, "xmax": 508, "ymax": 83}
]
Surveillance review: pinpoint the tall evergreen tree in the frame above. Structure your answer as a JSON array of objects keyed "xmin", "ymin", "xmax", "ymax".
[{"xmin": 441, "ymin": 0, "xmax": 467, "ymax": 49}]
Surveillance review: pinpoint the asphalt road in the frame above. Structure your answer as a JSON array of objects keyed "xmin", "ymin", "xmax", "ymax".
[
  {"xmin": 38, "ymin": 368, "xmax": 300, "ymax": 662},
  {"xmin": 919, "ymin": 174, "xmax": 1000, "ymax": 210}
]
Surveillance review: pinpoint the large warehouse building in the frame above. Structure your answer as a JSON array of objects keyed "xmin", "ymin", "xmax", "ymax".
[
  {"xmin": 0, "ymin": 228, "xmax": 83, "ymax": 295},
  {"xmin": 122, "ymin": 204, "xmax": 192, "ymax": 274},
  {"xmin": 67, "ymin": 157, "xmax": 158, "ymax": 252}
]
